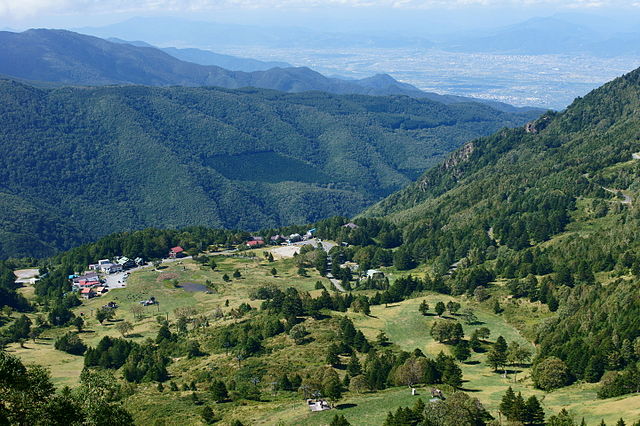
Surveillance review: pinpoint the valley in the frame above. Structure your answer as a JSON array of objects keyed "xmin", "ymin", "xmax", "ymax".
[
  {"xmin": 156, "ymin": 47, "xmax": 640, "ymax": 110},
  {"xmin": 3, "ymin": 7, "xmax": 640, "ymax": 426}
]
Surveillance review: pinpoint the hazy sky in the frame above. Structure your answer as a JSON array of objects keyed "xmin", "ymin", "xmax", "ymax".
[{"xmin": 2, "ymin": 0, "xmax": 640, "ymax": 33}]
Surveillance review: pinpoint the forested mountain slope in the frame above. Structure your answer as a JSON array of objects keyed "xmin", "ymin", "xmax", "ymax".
[
  {"xmin": 0, "ymin": 80, "xmax": 534, "ymax": 259},
  {"xmin": 364, "ymin": 67, "xmax": 640, "ymax": 391}
]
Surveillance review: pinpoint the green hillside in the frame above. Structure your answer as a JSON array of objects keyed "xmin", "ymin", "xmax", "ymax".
[
  {"xmin": 0, "ymin": 80, "xmax": 536, "ymax": 258},
  {"xmin": 363, "ymin": 67, "xmax": 640, "ymax": 397}
]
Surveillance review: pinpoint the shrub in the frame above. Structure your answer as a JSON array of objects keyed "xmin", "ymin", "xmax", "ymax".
[{"xmin": 54, "ymin": 332, "xmax": 87, "ymax": 355}]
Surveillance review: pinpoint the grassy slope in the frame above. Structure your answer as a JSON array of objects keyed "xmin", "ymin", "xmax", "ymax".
[
  {"xmin": 6, "ymin": 251, "xmax": 322, "ymax": 387},
  {"xmin": 9, "ymin": 252, "xmax": 640, "ymax": 424}
]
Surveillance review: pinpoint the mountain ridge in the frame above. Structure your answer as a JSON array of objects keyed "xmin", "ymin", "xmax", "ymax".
[
  {"xmin": 0, "ymin": 78, "xmax": 536, "ymax": 258},
  {"xmin": 0, "ymin": 28, "xmax": 540, "ymax": 113}
]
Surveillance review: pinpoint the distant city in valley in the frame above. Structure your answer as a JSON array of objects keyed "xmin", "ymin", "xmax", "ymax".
[{"xmin": 202, "ymin": 46, "xmax": 640, "ymax": 109}]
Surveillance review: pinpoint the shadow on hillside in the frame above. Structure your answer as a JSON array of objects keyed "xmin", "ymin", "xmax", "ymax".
[{"xmin": 336, "ymin": 403, "xmax": 357, "ymax": 410}]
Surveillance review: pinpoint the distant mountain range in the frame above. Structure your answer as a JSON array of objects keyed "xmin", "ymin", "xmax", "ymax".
[
  {"xmin": 108, "ymin": 37, "xmax": 293, "ymax": 72},
  {"xmin": 442, "ymin": 17, "xmax": 640, "ymax": 56},
  {"xmin": 0, "ymin": 80, "xmax": 538, "ymax": 258},
  {"xmin": 0, "ymin": 29, "xmax": 536, "ymax": 113},
  {"xmin": 80, "ymin": 15, "xmax": 640, "ymax": 57},
  {"xmin": 80, "ymin": 16, "xmax": 431, "ymax": 50}
]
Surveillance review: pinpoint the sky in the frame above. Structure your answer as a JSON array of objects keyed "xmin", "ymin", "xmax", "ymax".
[{"xmin": 2, "ymin": 0, "xmax": 640, "ymax": 34}]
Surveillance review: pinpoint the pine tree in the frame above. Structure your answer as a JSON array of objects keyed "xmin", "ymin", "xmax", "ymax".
[
  {"xmin": 500, "ymin": 387, "xmax": 516, "ymax": 418},
  {"xmin": 419, "ymin": 300, "xmax": 429, "ymax": 316},
  {"xmin": 512, "ymin": 392, "xmax": 526, "ymax": 422},
  {"xmin": 210, "ymin": 380, "xmax": 228, "ymax": 402},
  {"xmin": 441, "ymin": 361, "xmax": 463, "ymax": 389},
  {"xmin": 493, "ymin": 299, "xmax": 503, "ymax": 314},
  {"xmin": 201, "ymin": 406, "xmax": 216, "ymax": 424},
  {"xmin": 347, "ymin": 353, "xmax": 362, "ymax": 376},
  {"xmin": 326, "ymin": 343, "xmax": 341, "ymax": 367},
  {"xmin": 525, "ymin": 395, "xmax": 545, "ymax": 425},
  {"xmin": 342, "ymin": 373, "xmax": 351, "ymax": 387},
  {"xmin": 453, "ymin": 340, "xmax": 471, "ymax": 361},
  {"xmin": 495, "ymin": 336, "xmax": 508, "ymax": 354},
  {"xmin": 280, "ymin": 374, "xmax": 292, "ymax": 391},
  {"xmin": 330, "ymin": 415, "xmax": 350, "ymax": 426}
]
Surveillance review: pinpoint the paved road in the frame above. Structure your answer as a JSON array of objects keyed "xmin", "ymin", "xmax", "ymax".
[
  {"xmin": 326, "ymin": 274, "xmax": 346, "ymax": 292},
  {"xmin": 604, "ymin": 187, "xmax": 632, "ymax": 205},
  {"xmin": 103, "ymin": 256, "xmax": 193, "ymax": 290}
]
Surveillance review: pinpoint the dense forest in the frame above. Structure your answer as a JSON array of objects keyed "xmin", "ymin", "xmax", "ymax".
[{"xmin": 0, "ymin": 79, "xmax": 536, "ymax": 258}]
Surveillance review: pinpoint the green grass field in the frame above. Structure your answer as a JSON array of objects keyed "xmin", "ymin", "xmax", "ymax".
[
  {"xmin": 8, "ymin": 252, "xmax": 640, "ymax": 425},
  {"xmin": 6, "ymin": 251, "xmax": 325, "ymax": 387}
]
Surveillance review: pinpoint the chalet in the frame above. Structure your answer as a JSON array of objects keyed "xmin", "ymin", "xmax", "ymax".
[
  {"xmin": 343, "ymin": 222, "xmax": 358, "ymax": 230},
  {"xmin": 116, "ymin": 256, "xmax": 137, "ymax": 269},
  {"xmin": 169, "ymin": 246, "xmax": 185, "ymax": 258},
  {"xmin": 99, "ymin": 263, "xmax": 123, "ymax": 274},
  {"xmin": 246, "ymin": 240, "xmax": 265, "ymax": 248},
  {"xmin": 307, "ymin": 399, "xmax": 331, "ymax": 412},
  {"xmin": 80, "ymin": 288, "xmax": 95, "ymax": 299}
]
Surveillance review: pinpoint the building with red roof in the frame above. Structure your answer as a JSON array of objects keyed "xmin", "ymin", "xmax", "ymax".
[{"xmin": 169, "ymin": 246, "xmax": 185, "ymax": 258}]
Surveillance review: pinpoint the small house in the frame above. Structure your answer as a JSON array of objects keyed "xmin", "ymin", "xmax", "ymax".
[
  {"xmin": 116, "ymin": 256, "xmax": 137, "ymax": 269},
  {"xmin": 80, "ymin": 288, "xmax": 95, "ymax": 299},
  {"xmin": 169, "ymin": 246, "xmax": 185, "ymax": 258},
  {"xmin": 366, "ymin": 269, "xmax": 385, "ymax": 280},
  {"xmin": 134, "ymin": 257, "xmax": 145, "ymax": 266},
  {"xmin": 95, "ymin": 286, "xmax": 108, "ymax": 295},
  {"xmin": 246, "ymin": 240, "xmax": 265, "ymax": 248},
  {"xmin": 307, "ymin": 399, "xmax": 331, "ymax": 412},
  {"xmin": 139, "ymin": 296, "xmax": 157, "ymax": 306},
  {"xmin": 100, "ymin": 263, "xmax": 123, "ymax": 274},
  {"xmin": 342, "ymin": 222, "xmax": 358, "ymax": 230}
]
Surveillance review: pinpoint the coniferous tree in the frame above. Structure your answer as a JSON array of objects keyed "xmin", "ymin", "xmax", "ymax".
[
  {"xmin": 347, "ymin": 353, "xmax": 362, "ymax": 376},
  {"xmin": 525, "ymin": 395, "xmax": 545, "ymax": 425}
]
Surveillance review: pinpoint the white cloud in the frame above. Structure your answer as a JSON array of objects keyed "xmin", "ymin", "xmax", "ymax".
[{"xmin": 0, "ymin": 0, "xmax": 634, "ymax": 19}]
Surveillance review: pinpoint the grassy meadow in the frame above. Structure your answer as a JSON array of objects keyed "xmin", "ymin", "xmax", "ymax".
[{"xmin": 6, "ymin": 249, "xmax": 640, "ymax": 425}]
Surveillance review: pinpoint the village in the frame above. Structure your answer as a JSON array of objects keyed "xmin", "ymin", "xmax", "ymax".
[{"xmin": 68, "ymin": 245, "xmax": 189, "ymax": 300}]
